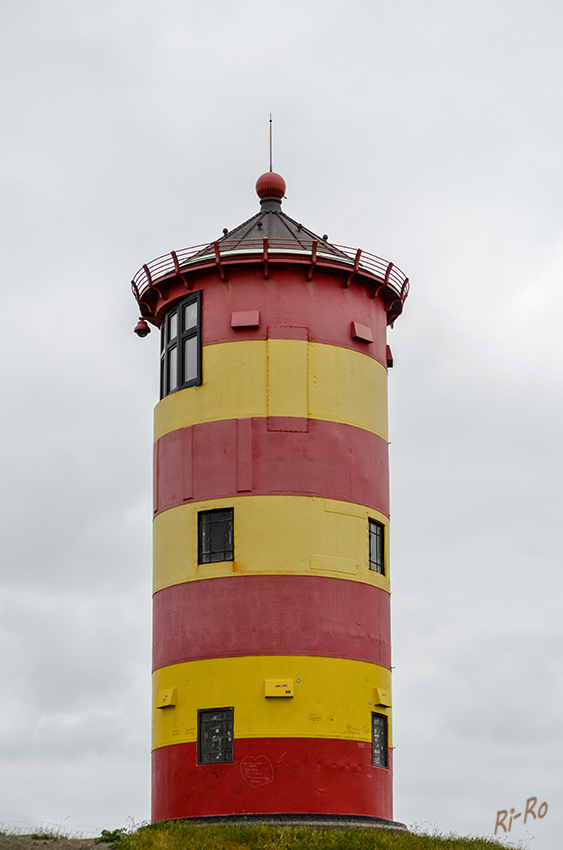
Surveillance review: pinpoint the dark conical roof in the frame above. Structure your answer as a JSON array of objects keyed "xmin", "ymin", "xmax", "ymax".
[{"xmin": 216, "ymin": 182, "xmax": 350, "ymax": 261}]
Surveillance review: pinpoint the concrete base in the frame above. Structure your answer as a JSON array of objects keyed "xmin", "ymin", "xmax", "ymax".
[{"xmin": 164, "ymin": 814, "xmax": 408, "ymax": 830}]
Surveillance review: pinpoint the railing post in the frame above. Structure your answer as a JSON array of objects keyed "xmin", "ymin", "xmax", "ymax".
[
  {"xmin": 131, "ymin": 280, "xmax": 141, "ymax": 302},
  {"xmin": 213, "ymin": 241, "xmax": 227, "ymax": 282},
  {"xmin": 172, "ymin": 250, "xmax": 192, "ymax": 290},
  {"xmin": 400, "ymin": 278, "xmax": 410, "ymax": 300},
  {"xmin": 344, "ymin": 248, "xmax": 362, "ymax": 288},
  {"xmin": 307, "ymin": 240, "xmax": 318, "ymax": 281}
]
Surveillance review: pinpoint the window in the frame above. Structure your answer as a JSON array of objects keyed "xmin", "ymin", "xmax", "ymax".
[
  {"xmin": 198, "ymin": 708, "xmax": 234, "ymax": 764},
  {"xmin": 372, "ymin": 712, "xmax": 389, "ymax": 768},
  {"xmin": 160, "ymin": 291, "xmax": 202, "ymax": 398},
  {"xmin": 198, "ymin": 509, "xmax": 234, "ymax": 564},
  {"xmin": 369, "ymin": 519, "xmax": 385, "ymax": 574}
]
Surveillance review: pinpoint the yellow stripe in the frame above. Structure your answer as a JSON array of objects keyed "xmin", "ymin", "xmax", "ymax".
[
  {"xmin": 154, "ymin": 340, "xmax": 388, "ymax": 441},
  {"xmin": 153, "ymin": 496, "xmax": 390, "ymax": 593},
  {"xmin": 152, "ymin": 655, "xmax": 392, "ymax": 750}
]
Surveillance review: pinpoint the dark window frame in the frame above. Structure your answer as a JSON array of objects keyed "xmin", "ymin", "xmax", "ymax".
[
  {"xmin": 198, "ymin": 508, "xmax": 234, "ymax": 564},
  {"xmin": 369, "ymin": 518, "xmax": 385, "ymax": 574},
  {"xmin": 160, "ymin": 291, "xmax": 202, "ymax": 399},
  {"xmin": 371, "ymin": 712, "xmax": 389, "ymax": 768},
  {"xmin": 197, "ymin": 707, "xmax": 234, "ymax": 765}
]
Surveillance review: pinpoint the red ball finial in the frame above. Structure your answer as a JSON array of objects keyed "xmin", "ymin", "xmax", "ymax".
[{"xmin": 256, "ymin": 171, "xmax": 286, "ymax": 199}]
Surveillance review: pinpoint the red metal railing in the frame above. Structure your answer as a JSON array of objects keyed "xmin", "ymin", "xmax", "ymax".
[{"xmin": 131, "ymin": 239, "xmax": 409, "ymax": 305}]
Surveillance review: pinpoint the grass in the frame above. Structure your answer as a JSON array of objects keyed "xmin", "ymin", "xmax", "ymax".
[
  {"xmin": 99, "ymin": 830, "xmax": 129, "ymax": 845},
  {"xmin": 29, "ymin": 822, "xmax": 85, "ymax": 841},
  {"xmin": 106, "ymin": 822, "xmax": 513, "ymax": 850}
]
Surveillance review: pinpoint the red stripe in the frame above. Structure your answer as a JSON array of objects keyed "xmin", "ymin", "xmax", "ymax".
[
  {"xmin": 153, "ymin": 576, "xmax": 390, "ymax": 670},
  {"xmin": 154, "ymin": 418, "xmax": 389, "ymax": 517},
  {"xmin": 152, "ymin": 737, "xmax": 392, "ymax": 821},
  {"xmin": 194, "ymin": 266, "xmax": 388, "ymax": 365}
]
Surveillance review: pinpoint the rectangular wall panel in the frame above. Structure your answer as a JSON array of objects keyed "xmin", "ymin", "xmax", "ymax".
[
  {"xmin": 267, "ymin": 327, "xmax": 308, "ymax": 432},
  {"xmin": 154, "ymin": 428, "xmax": 193, "ymax": 514}
]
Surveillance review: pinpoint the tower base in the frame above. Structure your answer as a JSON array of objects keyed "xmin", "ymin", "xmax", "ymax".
[{"xmin": 155, "ymin": 814, "xmax": 407, "ymax": 830}]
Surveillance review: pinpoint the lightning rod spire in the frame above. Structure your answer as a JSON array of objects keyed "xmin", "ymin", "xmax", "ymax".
[{"xmin": 269, "ymin": 113, "xmax": 273, "ymax": 172}]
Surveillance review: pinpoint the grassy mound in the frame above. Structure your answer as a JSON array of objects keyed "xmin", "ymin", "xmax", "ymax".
[{"xmin": 110, "ymin": 822, "xmax": 506, "ymax": 850}]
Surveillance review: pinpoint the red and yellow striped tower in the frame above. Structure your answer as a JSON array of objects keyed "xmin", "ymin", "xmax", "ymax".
[{"xmin": 131, "ymin": 171, "xmax": 409, "ymax": 825}]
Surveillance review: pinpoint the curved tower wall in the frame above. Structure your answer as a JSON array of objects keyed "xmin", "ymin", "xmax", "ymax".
[{"xmin": 150, "ymin": 256, "xmax": 395, "ymax": 821}]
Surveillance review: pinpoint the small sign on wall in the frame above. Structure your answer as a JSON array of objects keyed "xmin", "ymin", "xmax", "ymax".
[
  {"xmin": 156, "ymin": 688, "xmax": 177, "ymax": 708},
  {"xmin": 265, "ymin": 679, "xmax": 294, "ymax": 697}
]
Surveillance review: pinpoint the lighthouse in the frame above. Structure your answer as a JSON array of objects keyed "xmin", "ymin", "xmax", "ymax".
[{"xmin": 131, "ymin": 169, "xmax": 409, "ymax": 825}]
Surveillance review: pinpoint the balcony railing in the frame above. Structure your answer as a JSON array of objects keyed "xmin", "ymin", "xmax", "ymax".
[{"xmin": 131, "ymin": 238, "xmax": 409, "ymax": 306}]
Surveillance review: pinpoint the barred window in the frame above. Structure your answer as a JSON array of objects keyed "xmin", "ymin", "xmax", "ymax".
[
  {"xmin": 198, "ymin": 708, "xmax": 234, "ymax": 765},
  {"xmin": 369, "ymin": 519, "xmax": 385, "ymax": 574},
  {"xmin": 198, "ymin": 509, "xmax": 234, "ymax": 564},
  {"xmin": 160, "ymin": 291, "xmax": 202, "ymax": 398},
  {"xmin": 372, "ymin": 712, "xmax": 389, "ymax": 768}
]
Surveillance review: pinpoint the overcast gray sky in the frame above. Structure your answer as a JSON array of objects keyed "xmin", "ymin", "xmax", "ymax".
[{"xmin": 1, "ymin": 1, "xmax": 562, "ymax": 846}]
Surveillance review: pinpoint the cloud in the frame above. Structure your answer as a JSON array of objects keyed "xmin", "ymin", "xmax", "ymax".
[{"xmin": 0, "ymin": 1, "xmax": 562, "ymax": 843}]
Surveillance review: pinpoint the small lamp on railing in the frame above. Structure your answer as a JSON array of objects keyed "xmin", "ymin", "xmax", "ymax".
[{"xmin": 134, "ymin": 318, "xmax": 151, "ymax": 338}]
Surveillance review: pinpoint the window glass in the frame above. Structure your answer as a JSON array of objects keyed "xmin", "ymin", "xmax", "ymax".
[
  {"xmin": 160, "ymin": 292, "xmax": 202, "ymax": 399},
  {"xmin": 183, "ymin": 336, "xmax": 198, "ymax": 384},
  {"xmin": 168, "ymin": 311, "xmax": 178, "ymax": 341},
  {"xmin": 168, "ymin": 346, "xmax": 178, "ymax": 392},
  {"xmin": 369, "ymin": 519, "xmax": 385, "ymax": 574},
  {"xmin": 199, "ymin": 509, "xmax": 234, "ymax": 564},
  {"xmin": 184, "ymin": 301, "xmax": 198, "ymax": 331},
  {"xmin": 198, "ymin": 708, "xmax": 234, "ymax": 765},
  {"xmin": 372, "ymin": 712, "xmax": 388, "ymax": 768}
]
